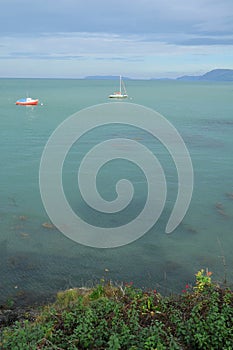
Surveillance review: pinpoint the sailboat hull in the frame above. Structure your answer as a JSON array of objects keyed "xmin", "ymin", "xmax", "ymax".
[{"xmin": 108, "ymin": 94, "xmax": 128, "ymax": 99}]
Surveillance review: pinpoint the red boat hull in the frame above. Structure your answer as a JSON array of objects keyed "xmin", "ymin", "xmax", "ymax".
[{"xmin": 16, "ymin": 99, "xmax": 39, "ymax": 106}]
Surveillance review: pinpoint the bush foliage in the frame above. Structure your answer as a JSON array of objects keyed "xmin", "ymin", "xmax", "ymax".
[{"xmin": 1, "ymin": 270, "xmax": 233, "ymax": 349}]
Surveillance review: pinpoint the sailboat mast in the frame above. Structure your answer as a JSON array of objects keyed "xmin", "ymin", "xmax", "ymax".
[{"xmin": 119, "ymin": 75, "xmax": 122, "ymax": 94}]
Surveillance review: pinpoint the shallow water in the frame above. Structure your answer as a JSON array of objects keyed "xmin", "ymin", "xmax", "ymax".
[{"xmin": 0, "ymin": 78, "xmax": 232, "ymax": 305}]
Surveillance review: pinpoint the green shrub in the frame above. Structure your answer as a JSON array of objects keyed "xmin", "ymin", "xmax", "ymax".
[{"xmin": 1, "ymin": 271, "xmax": 233, "ymax": 349}]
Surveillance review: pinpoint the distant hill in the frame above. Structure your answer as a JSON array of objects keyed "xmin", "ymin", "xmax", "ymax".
[
  {"xmin": 177, "ymin": 69, "xmax": 233, "ymax": 81},
  {"xmin": 84, "ymin": 70, "xmax": 233, "ymax": 81},
  {"xmin": 85, "ymin": 75, "xmax": 131, "ymax": 80}
]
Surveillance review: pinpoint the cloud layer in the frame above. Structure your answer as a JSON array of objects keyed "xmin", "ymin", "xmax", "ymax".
[{"xmin": 0, "ymin": 0, "xmax": 233, "ymax": 77}]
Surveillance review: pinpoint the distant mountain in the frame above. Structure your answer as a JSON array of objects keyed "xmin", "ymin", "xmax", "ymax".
[
  {"xmin": 150, "ymin": 77, "xmax": 172, "ymax": 81},
  {"xmin": 84, "ymin": 70, "xmax": 233, "ymax": 81},
  {"xmin": 177, "ymin": 69, "xmax": 233, "ymax": 81},
  {"xmin": 85, "ymin": 75, "xmax": 131, "ymax": 80},
  {"xmin": 176, "ymin": 75, "xmax": 200, "ymax": 81}
]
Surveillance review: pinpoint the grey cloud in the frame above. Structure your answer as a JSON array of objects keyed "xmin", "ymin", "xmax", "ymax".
[{"xmin": 0, "ymin": 0, "xmax": 233, "ymax": 39}]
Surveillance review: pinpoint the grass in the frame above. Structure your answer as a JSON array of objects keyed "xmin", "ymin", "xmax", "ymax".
[{"xmin": 0, "ymin": 269, "xmax": 233, "ymax": 349}]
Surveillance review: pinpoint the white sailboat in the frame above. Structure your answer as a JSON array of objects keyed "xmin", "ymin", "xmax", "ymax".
[{"xmin": 108, "ymin": 75, "xmax": 128, "ymax": 99}]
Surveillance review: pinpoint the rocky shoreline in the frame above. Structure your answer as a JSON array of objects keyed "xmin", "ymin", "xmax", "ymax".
[{"xmin": 0, "ymin": 305, "xmax": 40, "ymax": 330}]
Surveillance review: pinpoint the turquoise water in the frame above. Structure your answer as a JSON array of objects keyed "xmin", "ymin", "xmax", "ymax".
[{"xmin": 0, "ymin": 78, "xmax": 232, "ymax": 305}]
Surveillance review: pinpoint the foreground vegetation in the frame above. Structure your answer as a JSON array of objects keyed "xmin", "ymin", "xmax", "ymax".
[{"xmin": 1, "ymin": 269, "xmax": 233, "ymax": 349}]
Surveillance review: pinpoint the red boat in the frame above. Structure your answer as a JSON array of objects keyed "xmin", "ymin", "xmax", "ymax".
[{"xmin": 16, "ymin": 97, "xmax": 39, "ymax": 106}]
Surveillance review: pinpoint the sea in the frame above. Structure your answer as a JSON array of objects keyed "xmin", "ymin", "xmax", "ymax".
[{"xmin": 0, "ymin": 78, "xmax": 232, "ymax": 306}]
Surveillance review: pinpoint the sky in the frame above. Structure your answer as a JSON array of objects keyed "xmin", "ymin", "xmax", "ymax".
[{"xmin": 0, "ymin": 0, "xmax": 233, "ymax": 78}]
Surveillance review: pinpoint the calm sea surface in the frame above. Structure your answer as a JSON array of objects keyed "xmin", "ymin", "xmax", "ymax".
[{"xmin": 0, "ymin": 78, "xmax": 232, "ymax": 305}]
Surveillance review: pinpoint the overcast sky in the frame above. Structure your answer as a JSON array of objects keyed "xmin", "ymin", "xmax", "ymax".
[{"xmin": 0, "ymin": 0, "xmax": 233, "ymax": 78}]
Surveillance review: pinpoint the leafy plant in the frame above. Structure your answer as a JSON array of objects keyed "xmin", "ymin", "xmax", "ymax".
[
  {"xmin": 1, "ymin": 271, "xmax": 233, "ymax": 349},
  {"xmin": 194, "ymin": 268, "xmax": 212, "ymax": 292}
]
